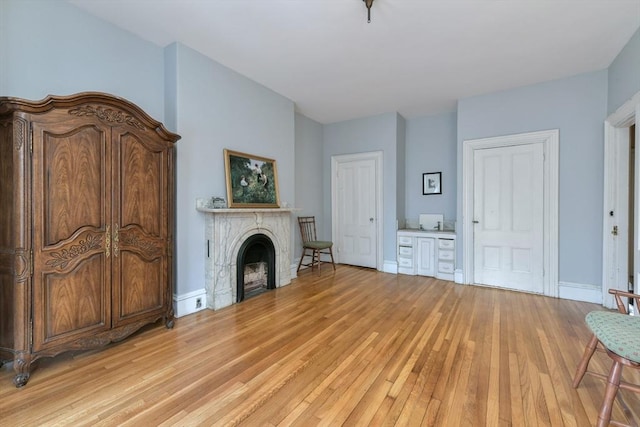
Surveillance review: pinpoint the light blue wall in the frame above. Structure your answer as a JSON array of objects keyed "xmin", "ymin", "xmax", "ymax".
[
  {"xmin": 608, "ymin": 28, "xmax": 640, "ymax": 114},
  {"xmin": 405, "ymin": 112, "xmax": 457, "ymax": 224},
  {"xmin": 396, "ymin": 114, "xmax": 407, "ymax": 231},
  {"xmin": 0, "ymin": 0, "xmax": 165, "ymax": 120},
  {"xmin": 167, "ymin": 43, "xmax": 296, "ymax": 295},
  {"xmin": 323, "ymin": 113, "xmax": 400, "ymax": 264},
  {"xmin": 457, "ymin": 70, "xmax": 608, "ymax": 286},
  {"xmin": 294, "ymin": 113, "xmax": 325, "ymax": 258},
  {"xmin": 3, "ymin": 0, "xmax": 638, "ymax": 297},
  {"xmin": 0, "ymin": 0, "xmax": 296, "ymax": 298},
  {"xmin": 164, "ymin": 44, "xmax": 178, "ymax": 132}
]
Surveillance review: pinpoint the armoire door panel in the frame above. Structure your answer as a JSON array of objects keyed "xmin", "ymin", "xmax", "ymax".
[
  {"xmin": 111, "ymin": 129, "xmax": 169, "ymax": 327},
  {"xmin": 0, "ymin": 119, "xmax": 13, "ymax": 249},
  {"xmin": 114, "ymin": 252, "xmax": 163, "ymax": 321},
  {"xmin": 34, "ymin": 253, "xmax": 110, "ymax": 351},
  {"xmin": 0, "ymin": 119, "xmax": 13, "ymax": 350},
  {"xmin": 0, "ymin": 276, "xmax": 14, "ymax": 350},
  {"xmin": 116, "ymin": 132, "xmax": 167, "ymax": 238},
  {"xmin": 39, "ymin": 125, "xmax": 108, "ymax": 246},
  {"xmin": 32, "ymin": 119, "xmax": 112, "ymax": 352}
]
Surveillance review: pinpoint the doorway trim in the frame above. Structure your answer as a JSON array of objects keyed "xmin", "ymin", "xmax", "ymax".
[
  {"xmin": 462, "ymin": 129, "xmax": 559, "ymax": 296},
  {"xmin": 602, "ymin": 91, "xmax": 640, "ymax": 308},
  {"xmin": 331, "ymin": 151, "xmax": 384, "ymax": 270}
]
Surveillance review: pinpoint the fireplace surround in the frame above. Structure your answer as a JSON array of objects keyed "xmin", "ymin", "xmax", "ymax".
[{"xmin": 196, "ymin": 198, "xmax": 294, "ymax": 310}]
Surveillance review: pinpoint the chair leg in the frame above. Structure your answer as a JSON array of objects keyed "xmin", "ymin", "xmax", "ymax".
[
  {"xmin": 596, "ymin": 360, "xmax": 623, "ymax": 427},
  {"xmin": 298, "ymin": 248, "xmax": 312, "ymax": 272},
  {"xmin": 328, "ymin": 247, "xmax": 336, "ymax": 270},
  {"xmin": 297, "ymin": 249, "xmax": 304, "ymax": 272},
  {"xmin": 573, "ymin": 334, "xmax": 599, "ymax": 388}
]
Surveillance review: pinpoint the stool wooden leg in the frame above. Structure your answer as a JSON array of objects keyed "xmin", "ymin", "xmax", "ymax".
[
  {"xmin": 596, "ymin": 360, "xmax": 623, "ymax": 427},
  {"xmin": 573, "ymin": 334, "xmax": 598, "ymax": 388}
]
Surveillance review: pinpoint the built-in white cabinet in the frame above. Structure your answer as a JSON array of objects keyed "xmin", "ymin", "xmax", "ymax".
[
  {"xmin": 416, "ymin": 238, "xmax": 435, "ymax": 276},
  {"xmin": 397, "ymin": 235, "xmax": 414, "ymax": 275},
  {"xmin": 436, "ymin": 238, "xmax": 455, "ymax": 280},
  {"xmin": 397, "ymin": 230, "xmax": 456, "ymax": 280}
]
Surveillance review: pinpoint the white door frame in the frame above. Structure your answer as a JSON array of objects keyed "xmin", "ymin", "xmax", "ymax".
[
  {"xmin": 462, "ymin": 130, "xmax": 559, "ymax": 296},
  {"xmin": 602, "ymin": 91, "xmax": 640, "ymax": 308},
  {"xmin": 331, "ymin": 151, "xmax": 384, "ymax": 270}
]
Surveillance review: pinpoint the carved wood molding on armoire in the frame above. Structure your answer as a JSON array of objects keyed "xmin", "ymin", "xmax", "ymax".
[{"xmin": 0, "ymin": 92, "xmax": 180, "ymax": 387}]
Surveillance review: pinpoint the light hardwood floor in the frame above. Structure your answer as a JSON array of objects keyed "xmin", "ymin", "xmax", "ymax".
[{"xmin": 1, "ymin": 266, "xmax": 639, "ymax": 426}]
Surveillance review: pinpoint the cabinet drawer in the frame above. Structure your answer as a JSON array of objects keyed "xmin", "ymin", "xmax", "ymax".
[
  {"xmin": 438, "ymin": 261, "xmax": 454, "ymax": 273},
  {"xmin": 398, "ymin": 246, "xmax": 413, "ymax": 257},
  {"xmin": 398, "ymin": 257, "xmax": 413, "ymax": 268},
  {"xmin": 438, "ymin": 238, "xmax": 455, "ymax": 249},
  {"xmin": 438, "ymin": 249, "xmax": 454, "ymax": 261},
  {"xmin": 398, "ymin": 236, "xmax": 413, "ymax": 245}
]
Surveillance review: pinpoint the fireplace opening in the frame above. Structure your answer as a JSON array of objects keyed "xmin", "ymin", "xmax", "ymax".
[{"xmin": 237, "ymin": 234, "xmax": 276, "ymax": 302}]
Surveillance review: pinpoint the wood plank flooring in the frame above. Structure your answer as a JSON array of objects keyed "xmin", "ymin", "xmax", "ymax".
[{"xmin": 1, "ymin": 265, "xmax": 639, "ymax": 426}]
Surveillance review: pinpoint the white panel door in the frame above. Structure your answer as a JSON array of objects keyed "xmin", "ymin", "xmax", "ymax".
[
  {"xmin": 336, "ymin": 157, "xmax": 377, "ymax": 268},
  {"xmin": 473, "ymin": 143, "xmax": 544, "ymax": 293}
]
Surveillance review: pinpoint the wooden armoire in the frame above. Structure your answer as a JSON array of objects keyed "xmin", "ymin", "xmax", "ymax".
[{"xmin": 0, "ymin": 92, "xmax": 180, "ymax": 387}]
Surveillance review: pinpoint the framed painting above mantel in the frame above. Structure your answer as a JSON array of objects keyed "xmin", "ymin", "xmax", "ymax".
[{"xmin": 224, "ymin": 149, "xmax": 280, "ymax": 208}]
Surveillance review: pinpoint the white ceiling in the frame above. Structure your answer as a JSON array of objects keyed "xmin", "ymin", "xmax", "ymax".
[{"xmin": 68, "ymin": 0, "xmax": 640, "ymax": 124}]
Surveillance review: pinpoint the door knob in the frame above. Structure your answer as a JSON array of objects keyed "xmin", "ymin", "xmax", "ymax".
[
  {"xmin": 370, "ymin": 218, "xmax": 374, "ymax": 222},
  {"xmin": 472, "ymin": 220, "xmax": 479, "ymax": 224}
]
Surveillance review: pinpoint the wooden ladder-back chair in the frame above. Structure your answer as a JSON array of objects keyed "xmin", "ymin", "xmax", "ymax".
[
  {"xmin": 573, "ymin": 289, "xmax": 640, "ymax": 427},
  {"xmin": 297, "ymin": 216, "xmax": 336, "ymax": 273}
]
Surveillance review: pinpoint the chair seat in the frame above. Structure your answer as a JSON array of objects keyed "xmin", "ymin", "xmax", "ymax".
[
  {"xmin": 586, "ymin": 311, "xmax": 640, "ymax": 363},
  {"xmin": 303, "ymin": 241, "xmax": 333, "ymax": 250}
]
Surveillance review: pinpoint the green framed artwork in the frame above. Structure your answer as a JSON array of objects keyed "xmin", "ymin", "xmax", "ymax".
[{"xmin": 224, "ymin": 149, "xmax": 280, "ymax": 208}]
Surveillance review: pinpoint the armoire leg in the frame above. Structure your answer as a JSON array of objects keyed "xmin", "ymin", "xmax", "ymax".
[{"xmin": 12, "ymin": 355, "xmax": 32, "ymax": 388}]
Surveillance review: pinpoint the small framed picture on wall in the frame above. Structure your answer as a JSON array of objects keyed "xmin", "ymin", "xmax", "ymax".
[{"xmin": 423, "ymin": 172, "xmax": 442, "ymax": 195}]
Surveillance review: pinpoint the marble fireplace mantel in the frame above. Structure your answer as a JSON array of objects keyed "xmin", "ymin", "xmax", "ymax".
[{"xmin": 196, "ymin": 198, "xmax": 295, "ymax": 310}]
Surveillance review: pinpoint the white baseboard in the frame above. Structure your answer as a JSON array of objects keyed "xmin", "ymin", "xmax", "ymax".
[
  {"xmin": 383, "ymin": 260, "xmax": 398, "ymax": 274},
  {"xmin": 290, "ymin": 262, "xmax": 298, "ymax": 279},
  {"xmin": 558, "ymin": 281, "xmax": 601, "ymax": 304},
  {"xmin": 173, "ymin": 288, "xmax": 207, "ymax": 318},
  {"xmin": 173, "ymin": 278, "xmax": 602, "ymax": 317}
]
